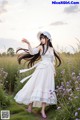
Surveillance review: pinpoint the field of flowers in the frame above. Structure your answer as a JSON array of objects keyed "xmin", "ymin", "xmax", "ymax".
[{"xmin": 0, "ymin": 52, "xmax": 80, "ymax": 120}]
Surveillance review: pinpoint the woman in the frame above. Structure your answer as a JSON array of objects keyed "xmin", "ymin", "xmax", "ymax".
[{"xmin": 14, "ymin": 31, "xmax": 61, "ymax": 118}]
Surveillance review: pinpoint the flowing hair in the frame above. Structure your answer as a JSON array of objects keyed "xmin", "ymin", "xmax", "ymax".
[{"xmin": 16, "ymin": 34, "xmax": 62, "ymax": 68}]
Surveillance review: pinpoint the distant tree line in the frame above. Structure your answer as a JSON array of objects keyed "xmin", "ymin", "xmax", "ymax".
[{"xmin": 0, "ymin": 47, "xmax": 16, "ymax": 56}]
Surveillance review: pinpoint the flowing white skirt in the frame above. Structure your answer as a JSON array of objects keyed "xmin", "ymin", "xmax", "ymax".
[{"xmin": 14, "ymin": 60, "xmax": 57, "ymax": 108}]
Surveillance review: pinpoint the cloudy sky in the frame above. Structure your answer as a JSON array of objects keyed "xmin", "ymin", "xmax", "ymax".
[{"xmin": 0, "ymin": 0, "xmax": 80, "ymax": 53}]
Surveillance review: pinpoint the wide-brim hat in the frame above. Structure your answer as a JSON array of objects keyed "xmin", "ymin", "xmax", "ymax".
[{"xmin": 37, "ymin": 31, "xmax": 52, "ymax": 41}]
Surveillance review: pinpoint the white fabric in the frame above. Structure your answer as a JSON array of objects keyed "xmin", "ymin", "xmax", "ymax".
[
  {"xmin": 28, "ymin": 44, "xmax": 39, "ymax": 55},
  {"xmin": 37, "ymin": 31, "xmax": 52, "ymax": 41},
  {"xmin": 43, "ymin": 31, "xmax": 52, "ymax": 40},
  {"xmin": 19, "ymin": 62, "xmax": 40, "ymax": 74},
  {"xmin": 14, "ymin": 47, "xmax": 57, "ymax": 108}
]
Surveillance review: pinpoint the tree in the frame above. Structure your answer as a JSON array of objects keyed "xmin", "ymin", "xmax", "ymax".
[
  {"xmin": 7, "ymin": 47, "xmax": 14, "ymax": 56},
  {"xmin": 1, "ymin": 52, "xmax": 6, "ymax": 56}
]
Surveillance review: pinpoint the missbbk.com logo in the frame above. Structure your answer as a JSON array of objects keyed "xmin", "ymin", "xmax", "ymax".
[{"xmin": 52, "ymin": 1, "xmax": 80, "ymax": 5}]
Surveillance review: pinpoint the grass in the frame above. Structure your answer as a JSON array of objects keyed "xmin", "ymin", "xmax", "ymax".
[{"xmin": 0, "ymin": 51, "xmax": 80, "ymax": 120}]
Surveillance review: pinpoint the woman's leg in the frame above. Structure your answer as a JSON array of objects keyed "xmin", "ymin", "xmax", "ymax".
[
  {"xmin": 27, "ymin": 102, "xmax": 33, "ymax": 112},
  {"xmin": 41, "ymin": 102, "xmax": 47, "ymax": 118}
]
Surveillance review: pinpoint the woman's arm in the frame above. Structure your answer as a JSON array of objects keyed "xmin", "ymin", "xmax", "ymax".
[
  {"xmin": 28, "ymin": 44, "xmax": 40, "ymax": 55},
  {"xmin": 22, "ymin": 38, "xmax": 41, "ymax": 55}
]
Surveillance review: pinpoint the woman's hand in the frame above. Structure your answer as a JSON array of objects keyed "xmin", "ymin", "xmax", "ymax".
[{"xmin": 22, "ymin": 38, "xmax": 30, "ymax": 45}]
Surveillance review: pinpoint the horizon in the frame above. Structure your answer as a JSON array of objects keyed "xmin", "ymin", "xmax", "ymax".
[{"xmin": 0, "ymin": 0, "xmax": 80, "ymax": 54}]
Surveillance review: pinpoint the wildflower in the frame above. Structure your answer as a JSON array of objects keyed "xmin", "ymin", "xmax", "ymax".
[
  {"xmin": 66, "ymin": 88, "xmax": 72, "ymax": 93},
  {"xmin": 72, "ymin": 72, "xmax": 75, "ymax": 76},
  {"xmin": 75, "ymin": 118, "xmax": 79, "ymax": 120},
  {"xmin": 75, "ymin": 112, "xmax": 78, "ymax": 116},
  {"xmin": 72, "ymin": 76, "xmax": 76, "ymax": 80},
  {"xmin": 67, "ymin": 103, "xmax": 69, "ymax": 105},
  {"xmin": 68, "ymin": 97, "xmax": 72, "ymax": 101},
  {"xmin": 70, "ymin": 93, "xmax": 73, "ymax": 96},
  {"xmin": 77, "ymin": 76, "xmax": 80, "ymax": 81},
  {"xmin": 61, "ymin": 69, "xmax": 65, "ymax": 75},
  {"xmin": 78, "ymin": 108, "xmax": 80, "ymax": 111},
  {"xmin": 61, "ymin": 82, "xmax": 64, "ymax": 86},
  {"xmin": 76, "ymin": 87, "xmax": 80, "ymax": 91},
  {"xmin": 57, "ymin": 106, "xmax": 61, "ymax": 110},
  {"xmin": 56, "ymin": 86, "xmax": 59, "ymax": 88},
  {"xmin": 74, "ymin": 96, "xmax": 78, "ymax": 99},
  {"xmin": 66, "ymin": 81, "xmax": 70, "ymax": 87},
  {"xmin": 6, "ymin": 81, "xmax": 8, "ymax": 83},
  {"xmin": 62, "ymin": 88, "xmax": 65, "ymax": 92},
  {"xmin": 75, "ymin": 81, "xmax": 78, "ymax": 84}
]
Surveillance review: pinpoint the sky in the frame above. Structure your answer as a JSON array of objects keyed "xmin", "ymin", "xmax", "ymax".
[{"xmin": 0, "ymin": 0, "xmax": 80, "ymax": 54}]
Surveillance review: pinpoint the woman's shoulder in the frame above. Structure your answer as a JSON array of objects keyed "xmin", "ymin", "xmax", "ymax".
[
  {"xmin": 36, "ymin": 45, "xmax": 43, "ymax": 52},
  {"xmin": 38, "ymin": 45, "xmax": 43, "ymax": 50}
]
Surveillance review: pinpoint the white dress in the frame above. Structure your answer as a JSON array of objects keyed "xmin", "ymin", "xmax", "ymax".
[{"xmin": 14, "ymin": 46, "xmax": 57, "ymax": 108}]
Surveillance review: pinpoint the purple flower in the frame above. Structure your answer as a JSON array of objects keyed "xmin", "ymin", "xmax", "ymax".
[
  {"xmin": 76, "ymin": 87, "xmax": 80, "ymax": 91},
  {"xmin": 78, "ymin": 108, "xmax": 80, "ymax": 111},
  {"xmin": 77, "ymin": 76, "xmax": 80, "ymax": 81},
  {"xmin": 75, "ymin": 112, "xmax": 78, "ymax": 116},
  {"xmin": 58, "ymin": 87, "xmax": 63, "ymax": 90},
  {"xmin": 74, "ymin": 96, "xmax": 78, "ymax": 99},
  {"xmin": 66, "ymin": 88, "xmax": 72, "ymax": 93},
  {"xmin": 66, "ymin": 81, "xmax": 70, "ymax": 85},
  {"xmin": 75, "ymin": 81, "xmax": 78, "ymax": 84},
  {"xmin": 61, "ymin": 69, "xmax": 65, "ymax": 75},
  {"xmin": 63, "ymin": 88, "xmax": 66, "ymax": 91},
  {"xmin": 72, "ymin": 72, "xmax": 75, "ymax": 76}
]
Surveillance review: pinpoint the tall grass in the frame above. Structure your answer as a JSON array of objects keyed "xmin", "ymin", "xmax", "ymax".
[
  {"xmin": 0, "ymin": 56, "xmax": 20, "ymax": 94},
  {"xmin": 0, "ymin": 42, "xmax": 80, "ymax": 119}
]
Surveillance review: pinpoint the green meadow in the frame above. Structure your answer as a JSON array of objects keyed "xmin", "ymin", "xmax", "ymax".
[{"xmin": 0, "ymin": 51, "xmax": 80, "ymax": 120}]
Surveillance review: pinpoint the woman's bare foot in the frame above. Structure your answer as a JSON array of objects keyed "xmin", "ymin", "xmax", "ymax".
[
  {"xmin": 26, "ymin": 102, "xmax": 33, "ymax": 113},
  {"xmin": 26, "ymin": 108, "xmax": 32, "ymax": 113},
  {"xmin": 40, "ymin": 110, "xmax": 47, "ymax": 119}
]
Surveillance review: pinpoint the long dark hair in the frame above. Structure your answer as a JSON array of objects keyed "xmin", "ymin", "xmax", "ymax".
[{"xmin": 16, "ymin": 34, "xmax": 62, "ymax": 68}]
